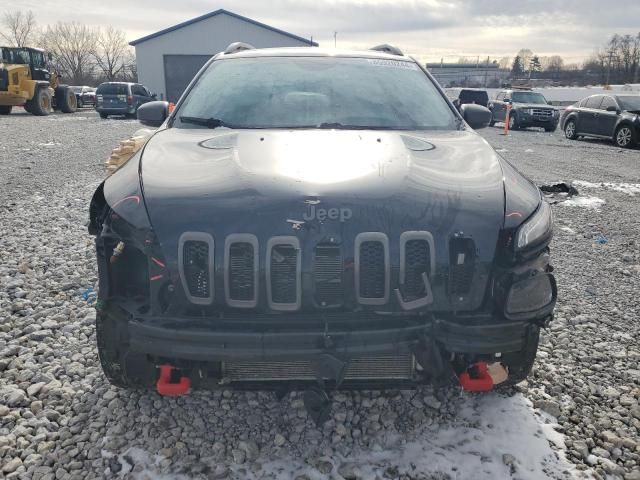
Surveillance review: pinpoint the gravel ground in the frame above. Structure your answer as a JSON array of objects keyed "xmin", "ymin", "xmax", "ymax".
[{"xmin": 0, "ymin": 111, "xmax": 639, "ymax": 480}]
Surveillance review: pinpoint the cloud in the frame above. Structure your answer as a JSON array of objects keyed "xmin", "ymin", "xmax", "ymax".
[{"xmin": 9, "ymin": 0, "xmax": 640, "ymax": 63}]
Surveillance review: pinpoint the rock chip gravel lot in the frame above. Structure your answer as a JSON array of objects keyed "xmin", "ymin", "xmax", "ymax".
[{"xmin": 0, "ymin": 109, "xmax": 639, "ymax": 480}]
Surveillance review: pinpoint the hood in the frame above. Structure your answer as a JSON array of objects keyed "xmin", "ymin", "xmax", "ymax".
[
  {"xmin": 137, "ymin": 127, "xmax": 511, "ymax": 311},
  {"xmin": 140, "ymin": 127, "xmax": 506, "ymax": 232},
  {"xmin": 514, "ymin": 103, "xmax": 556, "ymax": 110}
]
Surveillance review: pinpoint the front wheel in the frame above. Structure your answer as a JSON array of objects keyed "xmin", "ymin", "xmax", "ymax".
[
  {"xmin": 508, "ymin": 113, "xmax": 519, "ymax": 131},
  {"xmin": 498, "ymin": 325, "xmax": 541, "ymax": 386},
  {"xmin": 28, "ymin": 87, "xmax": 52, "ymax": 116},
  {"xmin": 99, "ymin": 112, "xmax": 109, "ymax": 119},
  {"xmin": 615, "ymin": 125, "xmax": 636, "ymax": 148},
  {"xmin": 564, "ymin": 119, "xmax": 578, "ymax": 139},
  {"xmin": 0, "ymin": 105, "xmax": 12, "ymax": 115},
  {"xmin": 55, "ymin": 86, "xmax": 77, "ymax": 113},
  {"xmin": 96, "ymin": 308, "xmax": 156, "ymax": 389}
]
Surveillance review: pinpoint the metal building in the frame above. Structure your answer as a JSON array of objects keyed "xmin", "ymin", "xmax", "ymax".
[
  {"xmin": 129, "ymin": 9, "xmax": 317, "ymax": 102},
  {"xmin": 426, "ymin": 62, "xmax": 510, "ymax": 88}
]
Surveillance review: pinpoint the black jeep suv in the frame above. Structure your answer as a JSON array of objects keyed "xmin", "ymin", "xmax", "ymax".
[
  {"xmin": 89, "ymin": 44, "xmax": 555, "ymax": 421},
  {"xmin": 490, "ymin": 89, "xmax": 559, "ymax": 132}
]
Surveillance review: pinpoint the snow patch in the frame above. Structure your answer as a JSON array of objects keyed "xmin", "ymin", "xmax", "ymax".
[
  {"xmin": 560, "ymin": 196, "xmax": 606, "ymax": 208},
  {"xmin": 115, "ymin": 394, "xmax": 580, "ymax": 480},
  {"xmin": 573, "ymin": 180, "xmax": 640, "ymax": 196}
]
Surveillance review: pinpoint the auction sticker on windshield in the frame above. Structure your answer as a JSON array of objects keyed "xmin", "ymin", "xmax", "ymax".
[{"xmin": 367, "ymin": 59, "xmax": 420, "ymax": 70}]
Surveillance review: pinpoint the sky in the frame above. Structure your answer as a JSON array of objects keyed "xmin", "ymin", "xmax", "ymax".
[{"xmin": 13, "ymin": 0, "xmax": 640, "ymax": 65}]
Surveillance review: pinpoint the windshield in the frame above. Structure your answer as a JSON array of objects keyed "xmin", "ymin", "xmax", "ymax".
[
  {"xmin": 511, "ymin": 92, "xmax": 548, "ymax": 104},
  {"xmin": 70, "ymin": 86, "xmax": 82, "ymax": 93},
  {"xmin": 176, "ymin": 57, "xmax": 457, "ymax": 130},
  {"xmin": 617, "ymin": 96, "xmax": 640, "ymax": 111},
  {"xmin": 0, "ymin": 47, "xmax": 30, "ymax": 64},
  {"xmin": 97, "ymin": 84, "xmax": 128, "ymax": 95}
]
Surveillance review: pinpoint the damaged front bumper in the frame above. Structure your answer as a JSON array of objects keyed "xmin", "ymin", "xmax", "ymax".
[{"xmin": 127, "ymin": 314, "xmax": 543, "ymax": 362}]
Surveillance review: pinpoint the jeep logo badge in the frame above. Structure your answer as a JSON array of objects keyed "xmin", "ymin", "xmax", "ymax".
[{"xmin": 303, "ymin": 205, "xmax": 352, "ymax": 222}]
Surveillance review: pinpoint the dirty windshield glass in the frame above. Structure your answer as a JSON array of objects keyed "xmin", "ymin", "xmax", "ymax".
[
  {"xmin": 176, "ymin": 57, "xmax": 457, "ymax": 130},
  {"xmin": 512, "ymin": 92, "xmax": 549, "ymax": 104}
]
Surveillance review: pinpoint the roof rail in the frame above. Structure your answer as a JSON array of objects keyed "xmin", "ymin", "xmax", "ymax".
[
  {"xmin": 224, "ymin": 42, "xmax": 255, "ymax": 55},
  {"xmin": 370, "ymin": 44, "xmax": 404, "ymax": 56}
]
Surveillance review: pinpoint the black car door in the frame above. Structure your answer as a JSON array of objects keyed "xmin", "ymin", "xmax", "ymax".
[
  {"xmin": 492, "ymin": 92, "xmax": 506, "ymax": 121},
  {"xmin": 580, "ymin": 96, "xmax": 603, "ymax": 135},
  {"xmin": 597, "ymin": 96, "xmax": 620, "ymax": 137}
]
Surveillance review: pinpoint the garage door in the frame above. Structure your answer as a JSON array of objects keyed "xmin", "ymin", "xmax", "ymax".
[{"xmin": 163, "ymin": 55, "xmax": 212, "ymax": 103}]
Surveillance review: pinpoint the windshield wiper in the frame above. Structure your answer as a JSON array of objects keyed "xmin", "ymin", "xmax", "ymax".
[{"xmin": 179, "ymin": 116, "xmax": 234, "ymax": 129}]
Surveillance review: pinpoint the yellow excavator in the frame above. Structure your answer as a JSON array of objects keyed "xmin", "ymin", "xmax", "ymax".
[{"xmin": 0, "ymin": 46, "xmax": 77, "ymax": 116}]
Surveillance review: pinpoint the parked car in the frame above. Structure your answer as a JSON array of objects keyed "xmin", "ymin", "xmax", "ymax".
[
  {"xmin": 561, "ymin": 94, "xmax": 640, "ymax": 148},
  {"xmin": 88, "ymin": 44, "xmax": 555, "ymax": 422},
  {"xmin": 445, "ymin": 88, "xmax": 489, "ymax": 111},
  {"xmin": 95, "ymin": 82, "xmax": 155, "ymax": 119},
  {"xmin": 70, "ymin": 86, "xmax": 96, "ymax": 108},
  {"xmin": 489, "ymin": 88, "xmax": 559, "ymax": 131}
]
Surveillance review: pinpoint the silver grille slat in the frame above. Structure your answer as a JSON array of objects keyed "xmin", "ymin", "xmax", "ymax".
[
  {"xmin": 400, "ymin": 231, "xmax": 435, "ymax": 300},
  {"xmin": 224, "ymin": 234, "xmax": 259, "ymax": 308},
  {"xmin": 225, "ymin": 354, "xmax": 415, "ymax": 381},
  {"xmin": 178, "ymin": 232, "xmax": 214, "ymax": 305},
  {"xmin": 355, "ymin": 232, "xmax": 390, "ymax": 305},
  {"xmin": 266, "ymin": 236, "xmax": 301, "ymax": 311}
]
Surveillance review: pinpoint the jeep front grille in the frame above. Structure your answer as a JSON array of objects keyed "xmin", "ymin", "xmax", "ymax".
[
  {"xmin": 355, "ymin": 233, "xmax": 390, "ymax": 305},
  {"xmin": 314, "ymin": 245, "xmax": 343, "ymax": 307},
  {"xmin": 266, "ymin": 236, "xmax": 301, "ymax": 311},
  {"xmin": 224, "ymin": 234, "xmax": 258, "ymax": 308},
  {"xmin": 178, "ymin": 233, "xmax": 214, "ymax": 305},
  {"xmin": 224, "ymin": 353, "xmax": 415, "ymax": 381},
  {"xmin": 448, "ymin": 237, "xmax": 476, "ymax": 295}
]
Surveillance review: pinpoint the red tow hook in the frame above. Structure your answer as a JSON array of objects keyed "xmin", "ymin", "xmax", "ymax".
[
  {"xmin": 459, "ymin": 361, "xmax": 494, "ymax": 392},
  {"xmin": 156, "ymin": 364, "xmax": 191, "ymax": 396}
]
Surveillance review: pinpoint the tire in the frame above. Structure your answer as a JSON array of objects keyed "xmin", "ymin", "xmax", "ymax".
[
  {"xmin": 564, "ymin": 119, "xmax": 578, "ymax": 140},
  {"xmin": 615, "ymin": 124, "xmax": 636, "ymax": 148},
  {"xmin": 544, "ymin": 124, "xmax": 557, "ymax": 133},
  {"xmin": 489, "ymin": 114, "xmax": 496, "ymax": 127},
  {"xmin": 0, "ymin": 105, "xmax": 12, "ymax": 115},
  {"xmin": 99, "ymin": 112, "xmax": 109, "ymax": 119},
  {"xmin": 55, "ymin": 86, "xmax": 77, "ymax": 113},
  {"xmin": 23, "ymin": 102, "xmax": 31, "ymax": 113},
  {"xmin": 497, "ymin": 325, "xmax": 541, "ymax": 387},
  {"xmin": 28, "ymin": 87, "xmax": 52, "ymax": 116},
  {"xmin": 96, "ymin": 308, "xmax": 156, "ymax": 389},
  {"xmin": 508, "ymin": 113, "xmax": 519, "ymax": 131}
]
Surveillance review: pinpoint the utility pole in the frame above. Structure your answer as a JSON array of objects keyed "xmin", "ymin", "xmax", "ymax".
[
  {"xmin": 606, "ymin": 50, "xmax": 614, "ymax": 86},
  {"xmin": 484, "ymin": 56, "xmax": 489, "ymax": 87},
  {"xmin": 334, "ymin": 32, "xmax": 337, "ymax": 48}
]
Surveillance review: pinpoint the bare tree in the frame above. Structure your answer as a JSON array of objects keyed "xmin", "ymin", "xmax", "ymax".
[
  {"xmin": 0, "ymin": 10, "xmax": 37, "ymax": 47},
  {"xmin": 93, "ymin": 26, "xmax": 131, "ymax": 81},
  {"xmin": 41, "ymin": 22, "xmax": 97, "ymax": 84}
]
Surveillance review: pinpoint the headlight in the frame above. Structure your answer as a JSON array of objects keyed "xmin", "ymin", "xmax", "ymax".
[
  {"xmin": 523, "ymin": 108, "xmax": 533, "ymax": 115},
  {"xmin": 516, "ymin": 201, "xmax": 553, "ymax": 250},
  {"xmin": 553, "ymin": 110, "xmax": 559, "ymax": 117}
]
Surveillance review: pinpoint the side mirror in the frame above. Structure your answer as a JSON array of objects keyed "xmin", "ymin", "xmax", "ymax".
[
  {"xmin": 137, "ymin": 101, "xmax": 169, "ymax": 127},
  {"xmin": 460, "ymin": 104, "xmax": 492, "ymax": 130},
  {"xmin": 606, "ymin": 105, "xmax": 621, "ymax": 114}
]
